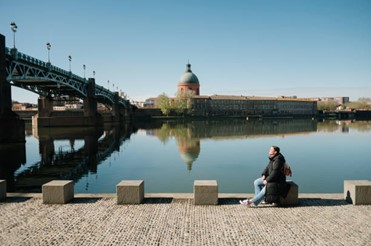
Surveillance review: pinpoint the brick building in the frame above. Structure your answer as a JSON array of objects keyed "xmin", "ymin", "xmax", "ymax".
[{"xmin": 177, "ymin": 63, "xmax": 200, "ymax": 96}]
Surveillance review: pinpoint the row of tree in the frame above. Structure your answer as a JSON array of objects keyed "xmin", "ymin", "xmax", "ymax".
[
  {"xmin": 157, "ymin": 93, "xmax": 371, "ymax": 115},
  {"xmin": 317, "ymin": 97, "xmax": 371, "ymax": 111},
  {"xmin": 156, "ymin": 91, "xmax": 195, "ymax": 116}
]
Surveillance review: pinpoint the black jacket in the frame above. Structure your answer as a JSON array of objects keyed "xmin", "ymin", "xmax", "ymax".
[{"xmin": 262, "ymin": 153, "xmax": 287, "ymax": 203}]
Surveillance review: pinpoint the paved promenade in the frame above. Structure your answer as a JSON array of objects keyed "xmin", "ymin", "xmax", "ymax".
[{"xmin": 1, "ymin": 193, "xmax": 370, "ymax": 246}]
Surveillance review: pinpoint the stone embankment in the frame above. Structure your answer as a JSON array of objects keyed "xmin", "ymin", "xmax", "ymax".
[{"xmin": 0, "ymin": 193, "xmax": 370, "ymax": 245}]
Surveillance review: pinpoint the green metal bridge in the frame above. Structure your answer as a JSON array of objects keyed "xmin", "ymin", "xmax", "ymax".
[{"xmin": 4, "ymin": 47, "xmax": 132, "ymax": 109}]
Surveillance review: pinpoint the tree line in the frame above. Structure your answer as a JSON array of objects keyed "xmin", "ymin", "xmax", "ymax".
[
  {"xmin": 317, "ymin": 97, "xmax": 371, "ymax": 111},
  {"xmin": 156, "ymin": 91, "xmax": 194, "ymax": 116}
]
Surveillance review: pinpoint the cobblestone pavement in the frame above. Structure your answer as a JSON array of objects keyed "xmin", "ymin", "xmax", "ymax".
[{"xmin": 0, "ymin": 193, "xmax": 370, "ymax": 246}]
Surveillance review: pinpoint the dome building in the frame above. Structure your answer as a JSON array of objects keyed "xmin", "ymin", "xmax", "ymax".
[{"xmin": 177, "ymin": 63, "xmax": 200, "ymax": 96}]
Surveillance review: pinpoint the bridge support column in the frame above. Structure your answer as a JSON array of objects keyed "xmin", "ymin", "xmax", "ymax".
[
  {"xmin": 121, "ymin": 108, "xmax": 131, "ymax": 121},
  {"xmin": 112, "ymin": 92, "xmax": 122, "ymax": 122},
  {"xmin": 84, "ymin": 78, "xmax": 97, "ymax": 117},
  {"xmin": 38, "ymin": 95, "xmax": 53, "ymax": 118},
  {"xmin": 0, "ymin": 34, "xmax": 25, "ymax": 143},
  {"xmin": 83, "ymin": 78, "xmax": 103, "ymax": 126}
]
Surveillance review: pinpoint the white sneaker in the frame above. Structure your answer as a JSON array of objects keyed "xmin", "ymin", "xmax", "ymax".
[
  {"xmin": 249, "ymin": 203, "xmax": 257, "ymax": 208},
  {"xmin": 239, "ymin": 199, "xmax": 248, "ymax": 205}
]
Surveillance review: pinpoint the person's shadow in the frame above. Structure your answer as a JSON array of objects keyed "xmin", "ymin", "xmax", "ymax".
[
  {"xmin": 345, "ymin": 190, "xmax": 353, "ymax": 204},
  {"xmin": 218, "ymin": 198, "xmax": 348, "ymax": 207}
]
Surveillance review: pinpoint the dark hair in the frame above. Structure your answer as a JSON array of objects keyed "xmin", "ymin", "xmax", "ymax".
[{"xmin": 272, "ymin": 146, "xmax": 280, "ymax": 153}]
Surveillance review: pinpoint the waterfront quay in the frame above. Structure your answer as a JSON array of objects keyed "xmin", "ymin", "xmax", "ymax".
[{"xmin": 1, "ymin": 193, "xmax": 370, "ymax": 245}]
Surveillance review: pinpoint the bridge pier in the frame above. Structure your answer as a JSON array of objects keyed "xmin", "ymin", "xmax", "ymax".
[
  {"xmin": 38, "ymin": 95, "xmax": 53, "ymax": 117},
  {"xmin": 0, "ymin": 34, "xmax": 25, "ymax": 143},
  {"xmin": 115, "ymin": 95, "xmax": 132, "ymax": 122},
  {"xmin": 82, "ymin": 78, "xmax": 103, "ymax": 126},
  {"xmin": 83, "ymin": 78, "xmax": 98, "ymax": 118},
  {"xmin": 102, "ymin": 92, "xmax": 131, "ymax": 123},
  {"xmin": 35, "ymin": 78, "xmax": 103, "ymax": 127},
  {"xmin": 112, "ymin": 92, "xmax": 122, "ymax": 122},
  {"xmin": 120, "ymin": 106, "xmax": 131, "ymax": 122}
]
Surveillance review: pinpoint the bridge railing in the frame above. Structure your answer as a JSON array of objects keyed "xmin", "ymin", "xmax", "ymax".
[{"xmin": 5, "ymin": 47, "xmax": 86, "ymax": 83}]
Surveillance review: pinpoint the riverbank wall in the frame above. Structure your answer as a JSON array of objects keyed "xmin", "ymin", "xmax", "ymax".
[{"xmin": 13, "ymin": 109, "xmax": 371, "ymax": 122}]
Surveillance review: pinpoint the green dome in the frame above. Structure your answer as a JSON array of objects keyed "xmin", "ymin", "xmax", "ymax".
[{"xmin": 178, "ymin": 63, "xmax": 199, "ymax": 84}]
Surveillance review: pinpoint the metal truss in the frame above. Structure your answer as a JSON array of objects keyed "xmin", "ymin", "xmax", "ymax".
[{"xmin": 4, "ymin": 48, "xmax": 131, "ymax": 109}]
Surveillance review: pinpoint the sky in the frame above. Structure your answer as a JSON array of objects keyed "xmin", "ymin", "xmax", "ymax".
[{"xmin": 1, "ymin": 0, "xmax": 370, "ymax": 103}]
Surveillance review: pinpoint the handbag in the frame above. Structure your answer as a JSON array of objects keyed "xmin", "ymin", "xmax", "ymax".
[{"xmin": 283, "ymin": 162, "xmax": 292, "ymax": 176}]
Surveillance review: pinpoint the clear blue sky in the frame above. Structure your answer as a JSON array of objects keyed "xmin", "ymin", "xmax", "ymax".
[{"xmin": 1, "ymin": 0, "xmax": 370, "ymax": 103}]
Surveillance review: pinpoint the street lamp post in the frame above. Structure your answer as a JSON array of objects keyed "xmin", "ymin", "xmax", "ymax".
[
  {"xmin": 112, "ymin": 83, "xmax": 115, "ymax": 92},
  {"xmin": 83, "ymin": 65, "xmax": 86, "ymax": 79},
  {"xmin": 68, "ymin": 55, "xmax": 72, "ymax": 71},
  {"xmin": 107, "ymin": 80, "xmax": 110, "ymax": 90},
  {"xmin": 93, "ymin": 71, "xmax": 95, "ymax": 79},
  {"xmin": 10, "ymin": 22, "xmax": 17, "ymax": 49},
  {"xmin": 46, "ymin": 42, "xmax": 51, "ymax": 63}
]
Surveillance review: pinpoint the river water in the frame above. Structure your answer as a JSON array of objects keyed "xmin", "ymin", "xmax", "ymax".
[{"xmin": 1, "ymin": 119, "xmax": 370, "ymax": 194}]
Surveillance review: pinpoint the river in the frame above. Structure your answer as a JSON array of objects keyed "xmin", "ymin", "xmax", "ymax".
[{"xmin": 1, "ymin": 119, "xmax": 370, "ymax": 193}]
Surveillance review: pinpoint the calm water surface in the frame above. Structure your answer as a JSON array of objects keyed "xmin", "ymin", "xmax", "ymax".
[{"xmin": 1, "ymin": 119, "xmax": 370, "ymax": 193}]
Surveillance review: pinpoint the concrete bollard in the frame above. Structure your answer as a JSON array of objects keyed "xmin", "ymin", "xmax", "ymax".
[
  {"xmin": 280, "ymin": 180, "xmax": 299, "ymax": 206},
  {"xmin": 194, "ymin": 180, "xmax": 218, "ymax": 205},
  {"xmin": 116, "ymin": 180, "xmax": 144, "ymax": 204},
  {"xmin": 344, "ymin": 180, "xmax": 371, "ymax": 205},
  {"xmin": 0, "ymin": 180, "xmax": 6, "ymax": 201},
  {"xmin": 42, "ymin": 180, "xmax": 74, "ymax": 204}
]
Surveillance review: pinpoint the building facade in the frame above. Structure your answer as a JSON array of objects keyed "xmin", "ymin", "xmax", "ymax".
[{"xmin": 189, "ymin": 95, "xmax": 317, "ymax": 117}]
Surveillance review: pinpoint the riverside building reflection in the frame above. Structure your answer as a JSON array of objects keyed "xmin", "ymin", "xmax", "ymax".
[{"xmin": 148, "ymin": 119, "xmax": 317, "ymax": 171}]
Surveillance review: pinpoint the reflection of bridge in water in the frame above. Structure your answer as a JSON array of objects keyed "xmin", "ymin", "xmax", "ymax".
[{"xmin": 6, "ymin": 125, "xmax": 135, "ymax": 192}]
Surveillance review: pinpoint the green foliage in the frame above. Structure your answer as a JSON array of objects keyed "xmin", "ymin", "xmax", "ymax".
[
  {"xmin": 346, "ymin": 101, "xmax": 371, "ymax": 110},
  {"xmin": 173, "ymin": 91, "xmax": 195, "ymax": 116},
  {"xmin": 358, "ymin": 97, "xmax": 371, "ymax": 102},
  {"xmin": 156, "ymin": 93, "xmax": 171, "ymax": 116},
  {"xmin": 318, "ymin": 98, "xmax": 371, "ymax": 111},
  {"xmin": 317, "ymin": 101, "xmax": 338, "ymax": 111},
  {"xmin": 156, "ymin": 91, "xmax": 194, "ymax": 116}
]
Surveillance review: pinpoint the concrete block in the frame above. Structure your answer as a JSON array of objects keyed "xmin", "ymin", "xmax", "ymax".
[
  {"xmin": 344, "ymin": 180, "xmax": 371, "ymax": 205},
  {"xmin": 194, "ymin": 180, "xmax": 218, "ymax": 205},
  {"xmin": 42, "ymin": 180, "xmax": 74, "ymax": 204},
  {"xmin": 117, "ymin": 180, "xmax": 144, "ymax": 204},
  {"xmin": 0, "ymin": 180, "xmax": 6, "ymax": 201},
  {"xmin": 280, "ymin": 180, "xmax": 299, "ymax": 206}
]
